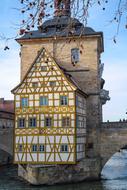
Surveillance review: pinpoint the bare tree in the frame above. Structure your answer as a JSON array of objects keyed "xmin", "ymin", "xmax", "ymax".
[{"xmin": 1, "ymin": 0, "xmax": 127, "ymax": 50}]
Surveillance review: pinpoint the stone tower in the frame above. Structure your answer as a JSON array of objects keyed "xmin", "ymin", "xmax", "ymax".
[{"xmin": 14, "ymin": 0, "xmax": 110, "ymax": 184}]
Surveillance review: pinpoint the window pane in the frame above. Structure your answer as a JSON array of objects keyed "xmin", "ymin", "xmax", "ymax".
[
  {"xmin": 60, "ymin": 96, "xmax": 68, "ymax": 105},
  {"xmin": 40, "ymin": 96, "xmax": 48, "ymax": 106},
  {"xmin": 60, "ymin": 144, "xmax": 68, "ymax": 152},
  {"xmin": 29, "ymin": 118, "xmax": 36, "ymax": 127},
  {"xmin": 18, "ymin": 118, "xmax": 25, "ymax": 128},
  {"xmin": 50, "ymin": 81, "xmax": 56, "ymax": 87},
  {"xmin": 21, "ymin": 98, "xmax": 28, "ymax": 107},
  {"xmin": 18, "ymin": 144, "xmax": 23, "ymax": 152},
  {"xmin": 62, "ymin": 117, "xmax": 70, "ymax": 127},
  {"xmin": 39, "ymin": 144, "xmax": 45, "ymax": 152},
  {"xmin": 32, "ymin": 82, "xmax": 38, "ymax": 88},
  {"xmin": 41, "ymin": 66, "xmax": 47, "ymax": 71},
  {"xmin": 32, "ymin": 144, "xmax": 37, "ymax": 152},
  {"xmin": 45, "ymin": 117, "xmax": 52, "ymax": 127}
]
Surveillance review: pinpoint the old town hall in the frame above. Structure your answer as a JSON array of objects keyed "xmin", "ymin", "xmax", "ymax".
[{"xmin": 12, "ymin": 0, "xmax": 109, "ymax": 166}]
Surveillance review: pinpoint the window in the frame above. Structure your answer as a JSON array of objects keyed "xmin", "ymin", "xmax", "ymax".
[
  {"xmin": 32, "ymin": 82, "xmax": 38, "ymax": 88},
  {"xmin": 32, "ymin": 144, "xmax": 37, "ymax": 152},
  {"xmin": 49, "ymin": 81, "xmax": 56, "ymax": 87},
  {"xmin": 45, "ymin": 117, "xmax": 52, "ymax": 127},
  {"xmin": 39, "ymin": 144, "xmax": 45, "ymax": 152},
  {"xmin": 59, "ymin": 1, "xmax": 65, "ymax": 10},
  {"xmin": 40, "ymin": 96, "xmax": 48, "ymax": 106},
  {"xmin": 18, "ymin": 144, "xmax": 23, "ymax": 152},
  {"xmin": 18, "ymin": 118, "xmax": 25, "ymax": 128},
  {"xmin": 62, "ymin": 117, "xmax": 70, "ymax": 127},
  {"xmin": 41, "ymin": 66, "xmax": 47, "ymax": 71},
  {"xmin": 60, "ymin": 96, "xmax": 68, "ymax": 105},
  {"xmin": 21, "ymin": 97, "xmax": 28, "ymax": 107},
  {"xmin": 60, "ymin": 144, "xmax": 68, "ymax": 152},
  {"xmin": 71, "ymin": 48, "xmax": 79, "ymax": 64},
  {"xmin": 29, "ymin": 118, "xmax": 36, "ymax": 127}
]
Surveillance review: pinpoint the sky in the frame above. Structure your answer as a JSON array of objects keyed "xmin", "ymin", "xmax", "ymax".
[{"xmin": 0, "ymin": 0, "xmax": 127, "ymax": 121}]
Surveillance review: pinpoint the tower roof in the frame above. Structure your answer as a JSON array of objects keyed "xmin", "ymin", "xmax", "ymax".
[{"xmin": 17, "ymin": 16, "xmax": 103, "ymax": 42}]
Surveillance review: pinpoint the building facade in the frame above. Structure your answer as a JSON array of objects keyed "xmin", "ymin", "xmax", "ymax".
[
  {"xmin": 0, "ymin": 98, "xmax": 14, "ymax": 165},
  {"xmin": 12, "ymin": 0, "xmax": 109, "ymax": 167},
  {"xmin": 12, "ymin": 48, "xmax": 86, "ymax": 164},
  {"xmin": 0, "ymin": 98, "xmax": 14, "ymax": 129}
]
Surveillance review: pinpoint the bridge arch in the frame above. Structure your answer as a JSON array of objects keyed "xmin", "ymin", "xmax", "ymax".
[{"xmin": 100, "ymin": 122, "xmax": 127, "ymax": 170}]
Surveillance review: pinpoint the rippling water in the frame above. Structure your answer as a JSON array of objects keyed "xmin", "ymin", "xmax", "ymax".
[{"xmin": 1, "ymin": 150, "xmax": 127, "ymax": 190}]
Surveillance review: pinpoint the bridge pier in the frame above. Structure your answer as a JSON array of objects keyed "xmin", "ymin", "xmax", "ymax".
[{"xmin": 18, "ymin": 158, "xmax": 102, "ymax": 185}]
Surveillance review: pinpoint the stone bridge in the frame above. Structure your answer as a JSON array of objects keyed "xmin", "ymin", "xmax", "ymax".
[
  {"xmin": 0, "ymin": 128, "xmax": 13, "ymax": 156},
  {"xmin": 100, "ymin": 121, "xmax": 127, "ymax": 169}
]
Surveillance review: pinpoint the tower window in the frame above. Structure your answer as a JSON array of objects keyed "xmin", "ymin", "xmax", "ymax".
[
  {"xmin": 29, "ymin": 118, "xmax": 36, "ymax": 127},
  {"xmin": 62, "ymin": 117, "xmax": 70, "ymax": 127},
  {"xmin": 45, "ymin": 117, "xmax": 52, "ymax": 127},
  {"xmin": 18, "ymin": 118, "xmax": 25, "ymax": 128},
  {"xmin": 21, "ymin": 97, "xmax": 28, "ymax": 107},
  {"xmin": 60, "ymin": 96, "xmax": 68, "ymax": 105},
  {"xmin": 40, "ymin": 96, "xmax": 48, "ymax": 106},
  {"xmin": 71, "ymin": 48, "xmax": 80, "ymax": 64},
  {"xmin": 60, "ymin": 144, "xmax": 68, "ymax": 152}
]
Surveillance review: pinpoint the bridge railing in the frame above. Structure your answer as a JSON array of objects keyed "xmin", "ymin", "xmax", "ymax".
[{"xmin": 102, "ymin": 121, "xmax": 127, "ymax": 128}]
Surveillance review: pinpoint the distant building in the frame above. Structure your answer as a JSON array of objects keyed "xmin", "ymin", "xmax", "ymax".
[
  {"xmin": 0, "ymin": 98, "xmax": 14, "ymax": 129},
  {"xmin": 0, "ymin": 98, "xmax": 14, "ymax": 165}
]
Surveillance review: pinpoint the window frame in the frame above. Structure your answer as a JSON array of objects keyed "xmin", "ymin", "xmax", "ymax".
[
  {"xmin": 71, "ymin": 48, "xmax": 80, "ymax": 64},
  {"xmin": 39, "ymin": 96, "xmax": 48, "ymax": 106},
  {"xmin": 29, "ymin": 117, "xmax": 37, "ymax": 128},
  {"xmin": 18, "ymin": 144, "xmax": 23, "ymax": 152},
  {"xmin": 32, "ymin": 144, "xmax": 38, "ymax": 152},
  {"xmin": 21, "ymin": 97, "xmax": 28, "ymax": 107},
  {"xmin": 32, "ymin": 82, "xmax": 38, "ymax": 88},
  {"xmin": 62, "ymin": 117, "xmax": 70, "ymax": 127},
  {"xmin": 60, "ymin": 144, "xmax": 68, "ymax": 153},
  {"xmin": 49, "ymin": 81, "xmax": 56, "ymax": 87},
  {"xmin": 39, "ymin": 144, "xmax": 45, "ymax": 152},
  {"xmin": 18, "ymin": 118, "xmax": 25, "ymax": 128},
  {"xmin": 41, "ymin": 66, "xmax": 47, "ymax": 71},
  {"xmin": 60, "ymin": 95, "xmax": 68, "ymax": 106},
  {"xmin": 45, "ymin": 117, "xmax": 52, "ymax": 127}
]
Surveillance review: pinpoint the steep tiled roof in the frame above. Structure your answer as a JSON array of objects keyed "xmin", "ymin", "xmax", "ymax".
[{"xmin": 0, "ymin": 99, "xmax": 14, "ymax": 113}]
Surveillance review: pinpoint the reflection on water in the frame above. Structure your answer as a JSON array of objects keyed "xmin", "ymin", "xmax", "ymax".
[{"xmin": 1, "ymin": 150, "xmax": 127, "ymax": 190}]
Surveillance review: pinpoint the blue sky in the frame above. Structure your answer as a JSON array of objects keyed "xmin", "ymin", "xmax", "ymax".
[{"xmin": 0, "ymin": 0, "xmax": 127, "ymax": 121}]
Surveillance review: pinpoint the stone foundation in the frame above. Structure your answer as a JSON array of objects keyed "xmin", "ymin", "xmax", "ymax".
[{"xmin": 18, "ymin": 158, "xmax": 101, "ymax": 185}]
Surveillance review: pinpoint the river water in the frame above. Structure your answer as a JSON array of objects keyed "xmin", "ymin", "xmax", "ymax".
[{"xmin": 1, "ymin": 151, "xmax": 127, "ymax": 190}]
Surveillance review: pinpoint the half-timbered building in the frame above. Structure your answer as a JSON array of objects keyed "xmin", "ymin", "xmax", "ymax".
[{"xmin": 12, "ymin": 47, "xmax": 87, "ymax": 164}]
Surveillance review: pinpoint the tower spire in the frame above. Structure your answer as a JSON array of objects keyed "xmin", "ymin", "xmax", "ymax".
[{"xmin": 54, "ymin": 0, "xmax": 71, "ymax": 17}]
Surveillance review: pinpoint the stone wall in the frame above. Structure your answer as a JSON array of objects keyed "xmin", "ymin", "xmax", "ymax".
[
  {"xmin": 19, "ymin": 36, "xmax": 102, "ymax": 159},
  {"xmin": 100, "ymin": 122, "xmax": 127, "ymax": 168},
  {"xmin": 18, "ymin": 158, "xmax": 101, "ymax": 185}
]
